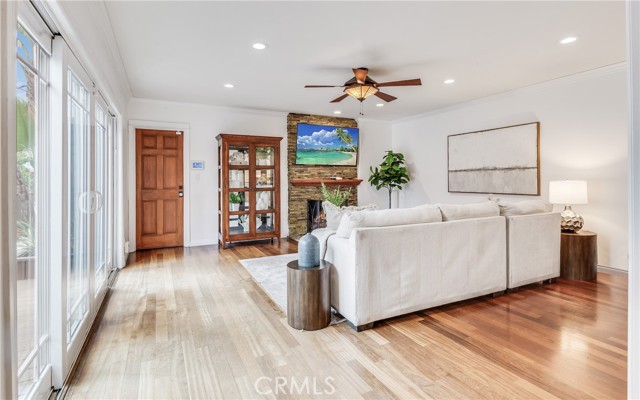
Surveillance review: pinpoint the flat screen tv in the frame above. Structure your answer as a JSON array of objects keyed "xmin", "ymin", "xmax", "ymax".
[{"xmin": 295, "ymin": 123, "xmax": 359, "ymax": 166}]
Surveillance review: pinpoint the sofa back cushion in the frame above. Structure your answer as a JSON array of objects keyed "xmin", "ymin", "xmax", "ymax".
[
  {"xmin": 498, "ymin": 200, "xmax": 553, "ymax": 216},
  {"xmin": 438, "ymin": 201, "xmax": 500, "ymax": 221},
  {"xmin": 323, "ymin": 202, "xmax": 377, "ymax": 229},
  {"xmin": 335, "ymin": 204, "xmax": 442, "ymax": 238}
]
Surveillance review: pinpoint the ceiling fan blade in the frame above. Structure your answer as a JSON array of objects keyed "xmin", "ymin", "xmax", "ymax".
[
  {"xmin": 376, "ymin": 78, "xmax": 422, "ymax": 87},
  {"xmin": 330, "ymin": 93, "xmax": 349, "ymax": 103},
  {"xmin": 374, "ymin": 91, "xmax": 397, "ymax": 102},
  {"xmin": 353, "ymin": 68, "xmax": 369, "ymax": 84},
  {"xmin": 305, "ymin": 85, "xmax": 344, "ymax": 88}
]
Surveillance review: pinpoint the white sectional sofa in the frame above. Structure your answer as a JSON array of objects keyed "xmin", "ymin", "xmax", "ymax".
[{"xmin": 313, "ymin": 200, "xmax": 560, "ymax": 331}]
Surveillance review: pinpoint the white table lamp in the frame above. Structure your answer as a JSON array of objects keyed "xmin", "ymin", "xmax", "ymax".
[{"xmin": 549, "ymin": 180, "xmax": 588, "ymax": 232}]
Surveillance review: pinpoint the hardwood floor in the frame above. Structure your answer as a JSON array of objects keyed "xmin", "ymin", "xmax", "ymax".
[{"xmin": 65, "ymin": 241, "xmax": 627, "ymax": 399}]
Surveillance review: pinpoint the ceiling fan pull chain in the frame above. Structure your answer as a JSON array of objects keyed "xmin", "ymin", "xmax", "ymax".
[{"xmin": 360, "ymin": 101, "xmax": 364, "ymax": 116}]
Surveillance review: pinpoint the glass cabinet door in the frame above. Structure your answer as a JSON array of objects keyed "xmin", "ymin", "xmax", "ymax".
[
  {"xmin": 255, "ymin": 169, "xmax": 274, "ymax": 188},
  {"xmin": 255, "ymin": 190, "xmax": 274, "ymax": 211},
  {"xmin": 255, "ymin": 213, "xmax": 275, "ymax": 233},
  {"xmin": 228, "ymin": 145, "xmax": 249, "ymax": 165},
  {"xmin": 256, "ymin": 146, "xmax": 275, "ymax": 166},
  {"xmin": 229, "ymin": 169, "xmax": 249, "ymax": 189},
  {"xmin": 229, "ymin": 213, "xmax": 250, "ymax": 235}
]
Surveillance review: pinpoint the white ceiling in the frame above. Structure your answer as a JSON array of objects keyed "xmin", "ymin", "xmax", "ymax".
[{"xmin": 104, "ymin": 1, "xmax": 626, "ymax": 121}]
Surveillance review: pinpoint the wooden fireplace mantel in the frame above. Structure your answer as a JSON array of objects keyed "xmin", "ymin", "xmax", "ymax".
[{"xmin": 290, "ymin": 178, "xmax": 363, "ymax": 187}]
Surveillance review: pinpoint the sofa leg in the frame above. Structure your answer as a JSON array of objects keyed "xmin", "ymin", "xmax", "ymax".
[
  {"xmin": 544, "ymin": 278, "xmax": 557, "ymax": 284},
  {"xmin": 347, "ymin": 321, "xmax": 374, "ymax": 332},
  {"xmin": 492, "ymin": 290, "xmax": 506, "ymax": 298}
]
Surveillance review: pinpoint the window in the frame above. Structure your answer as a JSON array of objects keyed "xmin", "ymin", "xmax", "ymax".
[{"xmin": 15, "ymin": 22, "xmax": 50, "ymax": 398}]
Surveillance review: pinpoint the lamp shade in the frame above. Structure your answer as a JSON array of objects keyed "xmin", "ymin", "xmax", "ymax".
[
  {"xmin": 344, "ymin": 84, "xmax": 378, "ymax": 101},
  {"xmin": 549, "ymin": 180, "xmax": 588, "ymax": 205}
]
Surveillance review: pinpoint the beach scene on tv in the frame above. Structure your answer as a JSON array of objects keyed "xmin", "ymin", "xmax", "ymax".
[{"xmin": 296, "ymin": 123, "xmax": 359, "ymax": 166}]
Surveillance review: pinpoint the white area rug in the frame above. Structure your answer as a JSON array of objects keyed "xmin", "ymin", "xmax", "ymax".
[{"xmin": 239, "ymin": 254, "xmax": 345, "ymax": 326}]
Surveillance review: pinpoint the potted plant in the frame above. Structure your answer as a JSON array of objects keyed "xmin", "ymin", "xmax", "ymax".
[
  {"xmin": 368, "ymin": 150, "xmax": 411, "ymax": 209},
  {"xmin": 321, "ymin": 182, "xmax": 351, "ymax": 207},
  {"xmin": 229, "ymin": 192, "xmax": 242, "ymax": 211}
]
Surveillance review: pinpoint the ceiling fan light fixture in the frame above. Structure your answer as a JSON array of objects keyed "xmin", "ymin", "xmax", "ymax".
[{"xmin": 344, "ymin": 84, "xmax": 378, "ymax": 102}]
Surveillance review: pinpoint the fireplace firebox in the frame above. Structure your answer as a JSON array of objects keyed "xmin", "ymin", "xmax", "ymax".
[{"xmin": 307, "ymin": 200, "xmax": 326, "ymax": 232}]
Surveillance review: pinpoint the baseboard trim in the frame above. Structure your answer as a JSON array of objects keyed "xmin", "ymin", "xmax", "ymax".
[
  {"xmin": 187, "ymin": 240, "xmax": 219, "ymax": 248},
  {"xmin": 597, "ymin": 265, "xmax": 628, "ymax": 275}
]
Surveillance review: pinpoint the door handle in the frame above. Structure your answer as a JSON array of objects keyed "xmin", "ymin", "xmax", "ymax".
[{"xmin": 179, "ymin": 192, "xmax": 184, "ymax": 197}]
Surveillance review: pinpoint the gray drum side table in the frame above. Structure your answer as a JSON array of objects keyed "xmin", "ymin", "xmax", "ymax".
[{"xmin": 286, "ymin": 260, "xmax": 331, "ymax": 331}]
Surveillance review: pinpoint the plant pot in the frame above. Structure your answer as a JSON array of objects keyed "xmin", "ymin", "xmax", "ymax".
[{"xmin": 230, "ymin": 203, "xmax": 240, "ymax": 211}]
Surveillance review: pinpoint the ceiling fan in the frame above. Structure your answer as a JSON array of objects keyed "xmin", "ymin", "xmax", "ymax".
[{"xmin": 305, "ymin": 67, "xmax": 422, "ymax": 103}]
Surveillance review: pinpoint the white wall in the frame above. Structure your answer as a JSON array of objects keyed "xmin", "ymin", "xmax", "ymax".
[
  {"xmin": 127, "ymin": 98, "xmax": 288, "ymax": 249},
  {"xmin": 393, "ymin": 65, "xmax": 628, "ymax": 270},
  {"xmin": 357, "ymin": 118, "xmax": 393, "ymax": 209}
]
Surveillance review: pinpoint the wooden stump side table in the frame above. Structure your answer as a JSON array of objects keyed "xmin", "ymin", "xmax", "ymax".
[
  {"xmin": 560, "ymin": 230, "xmax": 598, "ymax": 281},
  {"xmin": 286, "ymin": 260, "xmax": 331, "ymax": 331}
]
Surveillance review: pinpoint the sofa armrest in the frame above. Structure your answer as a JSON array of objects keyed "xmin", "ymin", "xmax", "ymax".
[{"xmin": 506, "ymin": 212, "xmax": 561, "ymax": 288}]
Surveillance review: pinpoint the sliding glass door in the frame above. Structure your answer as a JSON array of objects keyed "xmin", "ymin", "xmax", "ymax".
[
  {"xmin": 63, "ymin": 49, "xmax": 117, "ymax": 376},
  {"xmin": 94, "ymin": 101, "xmax": 114, "ymax": 298},
  {"xmin": 15, "ymin": 19, "xmax": 51, "ymax": 399},
  {"xmin": 66, "ymin": 68, "xmax": 91, "ymax": 345},
  {"xmin": 6, "ymin": 5, "xmax": 123, "ymax": 395}
]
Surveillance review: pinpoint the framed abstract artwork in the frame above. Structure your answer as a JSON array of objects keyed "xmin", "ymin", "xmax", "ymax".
[{"xmin": 448, "ymin": 122, "xmax": 540, "ymax": 195}]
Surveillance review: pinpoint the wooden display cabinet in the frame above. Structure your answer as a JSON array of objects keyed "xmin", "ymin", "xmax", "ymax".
[{"xmin": 216, "ymin": 134, "xmax": 282, "ymax": 248}]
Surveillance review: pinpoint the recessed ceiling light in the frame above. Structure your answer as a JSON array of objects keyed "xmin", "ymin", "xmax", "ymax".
[
  {"xmin": 333, "ymin": 110, "xmax": 342, "ymax": 114},
  {"xmin": 560, "ymin": 36, "xmax": 577, "ymax": 44},
  {"xmin": 252, "ymin": 42, "xmax": 268, "ymax": 50},
  {"xmin": 224, "ymin": 83, "xmax": 234, "ymax": 88},
  {"xmin": 376, "ymin": 103, "xmax": 384, "ymax": 107},
  {"xmin": 444, "ymin": 79, "xmax": 455, "ymax": 84}
]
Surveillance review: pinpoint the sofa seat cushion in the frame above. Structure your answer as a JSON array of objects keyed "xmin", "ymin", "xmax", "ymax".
[
  {"xmin": 335, "ymin": 204, "xmax": 442, "ymax": 238},
  {"xmin": 438, "ymin": 201, "xmax": 500, "ymax": 221},
  {"xmin": 323, "ymin": 202, "xmax": 377, "ymax": 229},
  {"xmin": 498, "ymin": 200, "xmax": 553, "ymax": 216}
]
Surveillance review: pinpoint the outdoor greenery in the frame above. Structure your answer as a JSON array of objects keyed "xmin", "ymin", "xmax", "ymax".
[
  {"xmin": 16, "ymin": 61, "xmax": 37, "ymax": 258},
  {"xmin": 321, "ymin": 182, "xmax": 351, "ymax": 207},
  {"xmin": 16, "ymin": 220, "xmax": 35, "ymax": 258},
  {"xmin": 368, "ymin": 150, "xmax": 411, "ymax": 208}
]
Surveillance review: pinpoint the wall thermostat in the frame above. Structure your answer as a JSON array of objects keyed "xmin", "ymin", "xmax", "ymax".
[{"xmin": 191, "ymin": 160, "xmax": 205, "ymax": 170}]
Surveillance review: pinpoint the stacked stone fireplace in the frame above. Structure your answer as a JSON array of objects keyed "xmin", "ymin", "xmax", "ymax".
[{"xmin": 287, "ymin": 113, "xmax": 358, "ymax": 239}]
